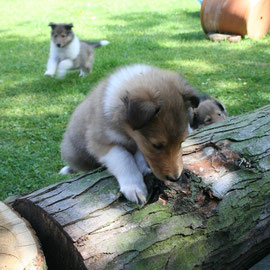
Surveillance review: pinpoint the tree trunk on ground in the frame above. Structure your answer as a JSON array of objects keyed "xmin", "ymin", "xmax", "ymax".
[{"xmin": 13, "ymin": 105, "xmax": 270, "ymax": 270}]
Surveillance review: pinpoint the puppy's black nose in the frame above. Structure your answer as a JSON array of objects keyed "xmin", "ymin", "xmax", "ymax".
[
  {"xmin": 166, "ymin": 175, "xmax": 180, "ymax": 182},
  {"xmin": 56, "ymin": 43, "xmax": 61, "ymax": 47}
]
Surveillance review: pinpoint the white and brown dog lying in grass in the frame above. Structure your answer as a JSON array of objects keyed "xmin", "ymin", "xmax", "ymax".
[
  {"xmin": 188, "ymin": 95, "xmax": 227, "ymax": 132},
  {"xmin": 60, "ymin": 64, "xmax": 199, "ymax": 203},
  {"xmin": 45, "ymin": 23, "xmax": 109, "ymax": 78}
]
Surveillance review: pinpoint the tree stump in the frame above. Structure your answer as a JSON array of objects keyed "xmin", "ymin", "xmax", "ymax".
[
  {"xmin": 0, "ymin": 201, "xmax": 47, "ymax": 270},
  {"xmin": 13, "ymin": 105, "xmax": 270, "ymax": 270}
]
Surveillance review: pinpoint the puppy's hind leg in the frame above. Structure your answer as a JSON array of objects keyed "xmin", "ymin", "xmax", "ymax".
[
  {"xmin": 79, "ymin": 68, "xmax": 88, "ymax": 77},
  {"xmin": 60, "ymin": 135, "xmax": 100, "ymax": 174},
  {"xmin": 79, "ymin": 53, "xmax": 93, "ymax": 78},
  {"xmin": 59, "ymin": 166, "xmax": 76, "ymax": 175},
  {"xmin": 57, "ymin": 59, "xmax": 73, "ymax": 78}
]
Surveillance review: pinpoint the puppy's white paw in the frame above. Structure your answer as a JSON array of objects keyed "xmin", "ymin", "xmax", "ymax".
[
  {"xmin": 56, "ymin": 72, "xmax": 66, "ymax": 79},
  {"xmin": 59, "ymin": 166, "xmax": 71, "ymax": 175},
  {"xmin": 120, "ymin": 182, "xmax": 148, "ymax": 204},
  {"xmin": 79, "ymin": 70, "xmax": 87, "ymax": 77},
  {"xmin": 137, "ymin": 160, "xmax": 152, "ymax": 176},
  {"xmin": 44, "ymin": 70, "xmax": 54, "ymax": 77},
  {"xmin": 135, "ymin": 150, "xmax": 152, "ymax": 176},
  {"xmin": 141, "ymin": 167, "xmax": 152, "ymax": 176}
]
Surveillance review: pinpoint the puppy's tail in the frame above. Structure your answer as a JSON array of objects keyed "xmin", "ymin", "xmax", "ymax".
[{"xmin": 84, "ymin": 40, "xmax": 110, "ymax": 48}]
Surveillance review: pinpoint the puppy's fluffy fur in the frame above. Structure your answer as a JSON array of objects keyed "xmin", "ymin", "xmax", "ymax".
[
  {"xmin": 188, "ymin": 95, "xmax": 227, "ymax": 132},
  {"xmin": 45, "ymin": 23, "xmax": 109, "ymax": 78},
  {"xmin": 60, "ymin": 64, "xmax": 199, "ymax": 203}
]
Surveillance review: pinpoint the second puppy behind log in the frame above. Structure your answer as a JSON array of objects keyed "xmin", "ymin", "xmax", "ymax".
[{"xmin": 188, "ymin": 95, "xmax": 227, "ymax": 132}]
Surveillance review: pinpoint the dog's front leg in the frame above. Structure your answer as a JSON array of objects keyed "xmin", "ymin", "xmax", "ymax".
[
  {"xmin": 57, "ymin": 59, "xmax": 73, "ymax": 78},
  {"xmin": 100, "ymin": 145, "xmax": 148, "ymax": 204},
  {"xmin": 45, "ymin": 57, "xmax": 58, "ymax": 76},
  {"xmin": 135, "ymin": 149, "xmax": 152, "ymax": 176}
]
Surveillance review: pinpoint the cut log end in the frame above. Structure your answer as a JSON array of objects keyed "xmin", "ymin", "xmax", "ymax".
[{"xmin": 0, "ymin": 201, "xmax": 47, "ymax": 270}]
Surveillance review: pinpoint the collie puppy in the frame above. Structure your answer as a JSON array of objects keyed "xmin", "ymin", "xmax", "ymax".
[
  {"xmin": 188, "ymin": 95, "xmax": 227, "ymax": 132},
  {"xmin": 44, "ymin": 23, "xmax": 109, "ymax": 78},
  {"xmin": 60, "ymin": 64, "xmax": 199, "ymax": 203}
]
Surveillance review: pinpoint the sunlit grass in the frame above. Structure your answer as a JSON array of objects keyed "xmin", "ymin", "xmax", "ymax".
[{"xmin": 0, "ymin": 0, "xmax": 270, "ymax": 199}]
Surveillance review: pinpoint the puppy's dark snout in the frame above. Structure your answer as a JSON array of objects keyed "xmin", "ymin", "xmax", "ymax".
[
  {"xmin": 56, "ymin": 43, "xmax": 61, "ymax": 47},
  {"xmin": 166, "ymin": 174, "xmax": 180, "ymax": 182}
]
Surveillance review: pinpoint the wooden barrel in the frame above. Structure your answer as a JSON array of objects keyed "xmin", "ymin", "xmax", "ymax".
[{"xmin": 201, "ymin": 0, "xmax": 270, "ymax": 39}]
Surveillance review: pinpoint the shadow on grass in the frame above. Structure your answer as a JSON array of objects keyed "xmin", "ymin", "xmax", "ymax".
[
  {"xmin": 184, "ymin": 10, "xmax": 201, "ymax": 19},
  {"xmin": 171, "ymin": 31, "xmax": 204, "ymax": 41}
]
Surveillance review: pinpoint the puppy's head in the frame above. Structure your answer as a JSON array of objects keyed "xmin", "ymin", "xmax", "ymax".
[
  {"xmin": 190, "ymin": 97, "xmax": 227, "ymax": 129},
  {"xmin": 123, "ymin": 71, "xmax": 199, "ymax": 182},
  {"xmin": 48, "ymin": 23, "xmax": 74, "ymax": 48}
]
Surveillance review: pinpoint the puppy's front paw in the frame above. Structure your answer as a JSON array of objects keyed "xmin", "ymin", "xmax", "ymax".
[
  {"xmin": 56, "ymin": 72, "xmax": 66, "ymax": 79},
  {"xmin": 120, "ymin": 182, "xmax": 148, "ymax": 204},
  {"xmin": 136, "ymin": 159, "xmax": 152, "ymax": 176},
  {"xmin": 44, "ymin": 70, "xmax": 54, "ymax": 77},
  {"xmin": 135, "ymin": 150, "xmax": 152, "ymax": 176},
  {"xmin": 141, "ymin": 167, "xmax": 152, "ymax": 176}
]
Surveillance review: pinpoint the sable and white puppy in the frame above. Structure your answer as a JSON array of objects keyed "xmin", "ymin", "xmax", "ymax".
[
  {"xmin": 60, "ymin": 64, "xmax": 199, "ymax": 204},
  {"xmin": 45, "ymin": 23, "xmax": 109, "ymax": 78},
  {"xmin": 188, "ymin": 95, "xmax": 227, "ymax": 132}
]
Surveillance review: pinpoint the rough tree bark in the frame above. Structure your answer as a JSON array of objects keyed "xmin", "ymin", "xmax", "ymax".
[{"xmin": 13, "ymin": 105, "xmax": 270, "ymax": 270}]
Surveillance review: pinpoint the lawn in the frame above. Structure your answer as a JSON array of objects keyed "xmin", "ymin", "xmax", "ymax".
[{"xmin": 0, "ymin": 0, "xmax": 270, "ymax": 200}]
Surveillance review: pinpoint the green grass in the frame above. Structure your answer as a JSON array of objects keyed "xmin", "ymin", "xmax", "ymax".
[{"xmin": 0, "ymin": 0, "xmax": 270, "ymax": 200}]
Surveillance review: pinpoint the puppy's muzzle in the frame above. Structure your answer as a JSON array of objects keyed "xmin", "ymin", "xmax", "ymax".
[
  {"xmin": 166, "ymin": 174, "xmax": 181, "ymax": 182},
  {"xmin": 56, "ymin": 43, "xmax": 61, "ymax": 48}
]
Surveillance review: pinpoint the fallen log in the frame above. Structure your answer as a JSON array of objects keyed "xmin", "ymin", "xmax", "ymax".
[{"xmin": 13, "ymin": 105, "xmax": 270, "ymax": 270}]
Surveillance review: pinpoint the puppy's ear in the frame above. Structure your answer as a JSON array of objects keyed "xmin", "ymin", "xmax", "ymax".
[
  {"xmin": 122, "ymin": 96, "xmax": 160, "ymax": 130},
  {"xmin": 188, "ymin": 107, "xmax": 195, "ymax": 127},
  {"xmin": 190, "ymin": 109, "xmax": 199, "ymax": 129},
  {"xmin": 65, "ymin": 23, "xmax": 74, "ymax": 30},
  {"xmin": 183, "ymin": 88, "xmax": 200, "ymax": 109},
  {"xmin": 214, "ymin": 99, "xmax": 227, "ymax": 115},
  {"xmin": 48, "ymin": 22, "xmax": 57, "ymax": 29}
]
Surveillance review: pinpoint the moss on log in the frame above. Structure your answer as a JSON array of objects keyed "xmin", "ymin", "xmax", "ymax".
[{"xmin": 13, "ymin": 105, "xmax": 270, "ymax": 270}]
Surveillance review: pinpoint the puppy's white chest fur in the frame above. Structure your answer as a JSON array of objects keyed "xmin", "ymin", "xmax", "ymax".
[{"xmin": 52, "ymin": 35, "xmax": 80, "ymax": 61}]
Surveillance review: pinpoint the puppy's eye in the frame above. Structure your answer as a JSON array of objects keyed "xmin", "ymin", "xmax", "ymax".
[
  {"xmin": 205, "ymin": 117, "xmax": 212, "ymax": 124},
  {"xmin": 61, "ymin": 35, "xmax": 66, "ymax": 38},
  {"xmin": 217, "ymin": 113, "xmax": 222, "ymax": 116},
  {"xmin": 152, "ymin": 143, "xmax": 165, "ymax": 150},
  {"xmin": 54, "ymin": 35, "xmax": 57, "ymax": 38}
]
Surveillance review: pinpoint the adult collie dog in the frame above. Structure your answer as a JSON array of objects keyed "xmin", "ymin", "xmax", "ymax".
[{"xmin": 60, "ymin": 64, "xmax": 199, "ymax": 203}]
